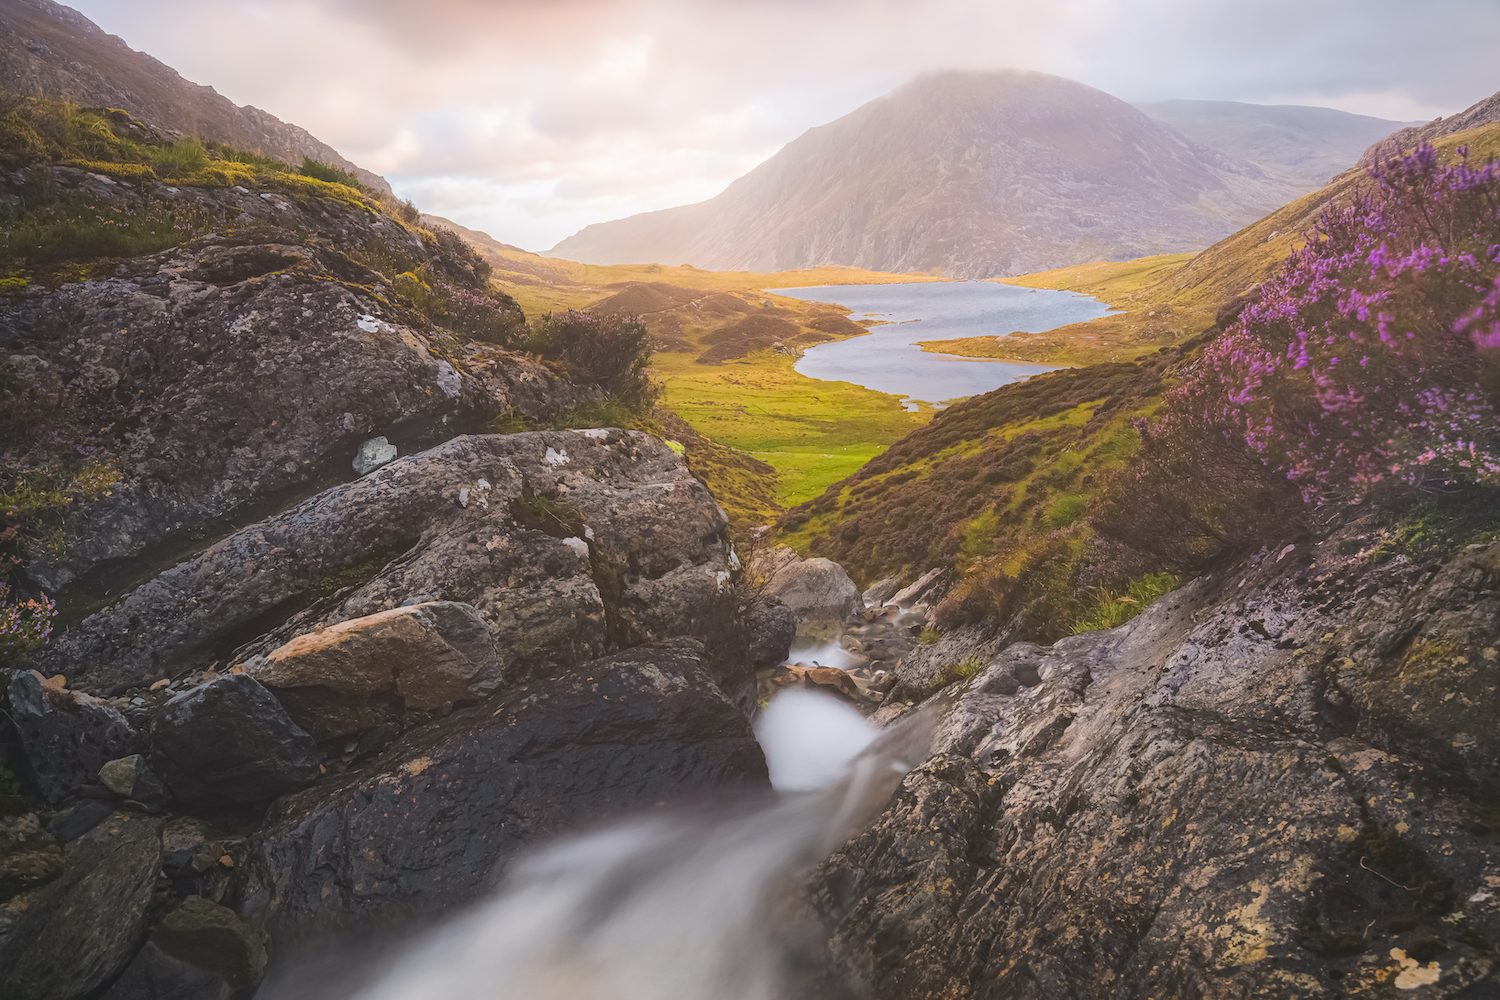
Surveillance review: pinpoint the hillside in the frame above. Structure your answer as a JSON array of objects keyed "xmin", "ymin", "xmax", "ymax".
[
  {"xmin": 0, "ymin": 0, "xmax": 390, "ymax": 193},
  {"xmin": 1136, "ymin": 98, "xmax": 1418, "ymax": 190},
  {"xmin": 1359, "ymin": 85, "xmax": 1500, "ymax": 167},
  {"xmin": 550, "ymin": 70, "xmax": 1312, "ymax": 279}
]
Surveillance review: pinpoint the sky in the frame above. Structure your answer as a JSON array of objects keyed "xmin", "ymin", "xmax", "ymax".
[{"xmin": 66, "ymin": 0, "xmax": 1500, "ymax": 252}]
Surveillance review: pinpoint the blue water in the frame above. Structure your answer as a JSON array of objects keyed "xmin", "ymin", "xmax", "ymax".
[{"xmin": 767, "ymin": 281, "xmax": 1113, "ymax": 407}]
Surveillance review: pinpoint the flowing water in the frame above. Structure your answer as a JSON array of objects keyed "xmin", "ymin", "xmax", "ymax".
[
  {"xmin": 274, "ymin": 691, "xmax": 934, "ymax": 1000},
  {"xmin": 769, "ymin": 280, "xmax": 1113, "ymax": 407}
]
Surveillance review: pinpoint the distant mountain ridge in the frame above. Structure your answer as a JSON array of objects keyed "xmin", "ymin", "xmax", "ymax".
[
  {"xmin": 0, "ymin": 0, "xmax": 391, "ymax": 193},
  {"xmin": 1135, "ymin": 99, "xmax": 1420, "ymax": 189},
  {"xmin": 548, "ymin": 71, "xmax": 1404, "ymax": 278}
]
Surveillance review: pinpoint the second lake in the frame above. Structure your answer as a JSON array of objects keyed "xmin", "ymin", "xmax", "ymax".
[{"xmin": 767, "ymin": 281, "xmax": 1113, "ymax": 407}]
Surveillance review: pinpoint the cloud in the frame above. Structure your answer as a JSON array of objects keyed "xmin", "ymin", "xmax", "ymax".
[{"xmin": 67, "ymin": 0, "xmax": 1500, "ymax": 249}]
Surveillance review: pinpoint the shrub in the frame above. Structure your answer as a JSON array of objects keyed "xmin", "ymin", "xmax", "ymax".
[
  {"xmin": 298, "ymin": 155, "xmax": 364, "ymax": 190},
  {"xmin": 527, "ymin": 310, "xmax": 658, "ymax": 407},
  {"xmin": 1186, "ymin": 143, "xmax": 1500, "ymax": 505}
]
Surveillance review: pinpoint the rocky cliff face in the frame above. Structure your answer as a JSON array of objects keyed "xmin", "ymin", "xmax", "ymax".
[
  {"xmin": 1359, "ymin": 87, "xmax": 1500, "ymax": 169},
  {"xmin": 551, "ymin": 71, "xmax": 1317, "ymax": 278},
  {"xmin": 808, "ymin": 524, "xmax": 1500, "ymax": 997},
  {"xmin": 0, "ymin": 0, "xmax": 390, "ymax": 193}
]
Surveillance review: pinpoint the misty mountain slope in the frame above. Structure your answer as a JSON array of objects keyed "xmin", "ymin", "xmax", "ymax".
[
  {"xmin": 0, "ymin": 0, "xmax": 390, "ymax": 193},
  {"xmin": 550, "ymin": 71, "xmax": 1317, "ymax": 278},
  {"xmin": 1136, "ymin": 99, "xmax": 1419, "ymax": 189}
]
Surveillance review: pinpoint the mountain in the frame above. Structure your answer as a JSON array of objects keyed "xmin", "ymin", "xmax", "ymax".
[
  {"xmin": 1359, "ymin": 86, "xmax": 1500, "ymax": 167},
  {"xmin": 0, "ymin": 0, "xmax": 390, "ymax": 193},
  {"xmin": 550, "ymin": 71, "xmax": 1339, "ymax": 278},
  {"xmin": 1135, "ymin": 98, "xmax": 1419, "ymax": 189}
]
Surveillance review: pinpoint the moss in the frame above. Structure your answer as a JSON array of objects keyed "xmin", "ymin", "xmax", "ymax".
[{"xmin": 308, "ymin": 556, "xmax": 387, "ymax": 598}]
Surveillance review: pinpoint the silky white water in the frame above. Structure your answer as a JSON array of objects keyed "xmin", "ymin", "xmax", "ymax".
[{"xmin": 275, "ymin": 691, "xmax": 931, "ymax": 1000}]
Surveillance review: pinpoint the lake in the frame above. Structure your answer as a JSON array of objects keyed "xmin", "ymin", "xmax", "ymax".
[{"xmin": 767, "ymin": 281, "xmax": 1113, "ymax": 407}]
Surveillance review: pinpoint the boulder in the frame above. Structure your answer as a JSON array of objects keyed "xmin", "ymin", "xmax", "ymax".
[
  {"xmin": 889, "ymin": 566, "xmax": 948, "ymax": 610},
  {"xmin": 42, "ymin": 432, "xmax": 751, "ymax": 711},
  {"xmin": 247, "ymin": 601, "xmax": 499, "ymax": 744},
  {"xmin": 159, "ymin": 817, "xmax": 235, "ymax": 902},
  {"xmin": 0, "ymin": 811, "xmax": 164, "ymax": 1000},
  {"xmin": 861, "ymin": 576, "xmax": 902, "ymax": 608},
  {"xmin": 241, "ymin": 638, "xmax": 768, "ymax": 955},
  {"xmin": 745, "ymin": 595, "xmax": 796, "ymax": 672},
  {"xmin": 98, "ymin": 754, "xmax": 170, "ymax": 810},
  {"xmin": 100, "ymin": 895, "xmax": 269, "ymax": 1000},
  {"xmin": 5, "ymin": 671, "xmax": 145, "ymax": 804},
  {"xmin": 150, "ymin": 674, "xmax": 319, "ymax": 812},
  {"xmin": 761, "ymin": 547, "xmax": 862, "ymax": 634}
]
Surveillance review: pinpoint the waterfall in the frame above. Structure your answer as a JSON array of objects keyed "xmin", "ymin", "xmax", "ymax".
[{"xmin": 274, "ymin": 691, "xmax": 931, "ymax": 1000}]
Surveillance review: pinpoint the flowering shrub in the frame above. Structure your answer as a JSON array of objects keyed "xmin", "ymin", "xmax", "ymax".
[
  {"xmin": 1187, "ymin": 144, "xmax": 1500, "ymax": 503},
  {"xmin": 0, "ymin": 582, "xmax": 55, "ymax": 666}
]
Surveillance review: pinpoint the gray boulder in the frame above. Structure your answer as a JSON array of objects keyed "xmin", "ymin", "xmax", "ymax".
[
  {"xmin": 5, "ymin": 671, "xmax": 145, "ymax": 804},
  {"xmin": 759, "ymin": 546, "xmax": 862, "ymax": 634},
  {"xmin": 150, "ymin": 674, "xmax": 320, "ymax": 812},
  {"xmin": 745, "ymin": 595, "xmax": 796, "ymax": 672},
  {"xmin": 241, "ymin": 638, "xmax": 768, "ymax": 956},
  {"xmin": 861, "ymin": 575, "xmax": 902, "ymax": 608},
  {"xmin": 98, "ymin": 754, "xmax": 170, "ymax": 810}
]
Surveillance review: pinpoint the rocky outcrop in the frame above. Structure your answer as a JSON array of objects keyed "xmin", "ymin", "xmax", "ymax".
[
  {"xmin": 40, "ymin": 430, "xmax": 750, "ymax": 709},
  {"xmin": 760, "ymin": 546, "xmax": 863, "ymax": 636},
  {"xmin": 0, "ymin": 173, "xmax": 585, "ymax": 596},
  {"xmin": 1359, "ymin": 87, "xmax": 1500, "ymax": 168},
  {"xmin": 241, "ymin": 638, "xmax": 768, "ymax": 953},
  {"xmin": 809, "ymin": 529, "xmax": 1500, "ymax": 998},
  {"xmin": 248, "ymin": 600, "xmax": 500, "ymax": 744}
]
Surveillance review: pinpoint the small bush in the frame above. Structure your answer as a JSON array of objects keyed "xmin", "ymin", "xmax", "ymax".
[
  {"xmin": 1043, "ymin": 493, "xmax": 1087, "ymax": 529},
  {"xmin": 527, "ymin": 310, "xmax": 658, "ymax": 407},
  {"xmin": 150, "ymin": 141, "xmax": 209, "ymax": 178},
  {"xmin": 1073, "ymin": 571, "xmax": 1179, "ymax": 633},
  {"xmin": 298, "ymin": 155, "xmax": 363, "ymax": 190}
]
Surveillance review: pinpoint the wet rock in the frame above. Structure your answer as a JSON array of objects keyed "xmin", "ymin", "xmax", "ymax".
[
  {"xmin": 247, "ymin": 600, "xmax": 499, "ymax": 744},
  {"xmin": 353, "ymin": 435, "xmax": 399, "ymax": 475},
  {"xmin": 6, "ymin": 671, "xmax": 145, "ymax": 804},
  {"xmin": 150, "ymin": 674, "xmax": 319, "ymax": 812},
  {"xmin": 0, "ymin": 811, "xmax": 164, "ymax": 1000},
  {"xmin": 745, "ymin": 595, "xmax": 797, "ymax": 672},
  {"xmin": 0, "ymin": 813, "xmax": 65, "ymax": 900},
  {"xmin": 100, "ymin": 894, "xmax": 268, "ymax": 1000},
  {"xmin": 862, "ymin": 576, "xmax": 902, "ymax": 608},
  {"xmin": 889, "ymin": 566, "xmax": 948, "ymax": 610},
  {"xmin": 44, "ymin": 432, "xmax": 749, "ymax": 710},
  {"xmin": 810, "ymin": 529, "xmax": 1500, "ymax": 999},
  {"xmin": 46, "ymin": 799, "xmax": 115, "ymax": 843},
  {"xmin": 99, "ymin": 754, "xmax": 170, "ymax": 810},
  {"xmin": 241, "ymin": 638, "xmax": 768, "ymax": 955},
  {"xmin": 761, "ymin": 547, "xmax": 862, "ymax": 635}
]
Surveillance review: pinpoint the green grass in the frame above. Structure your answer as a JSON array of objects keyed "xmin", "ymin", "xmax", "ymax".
[
  {"xmin": 0, "ymin": 196, "xmax": 216, "ymax": 268},
  {"xmin": 1073, "ymin": 571, "xmax": 1180, "ymax": 633},
  {"xmin": 654, "ymin": 350, "xmax": 925, "ymax": 507}
]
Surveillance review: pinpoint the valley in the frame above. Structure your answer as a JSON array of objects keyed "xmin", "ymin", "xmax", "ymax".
[{"xmin": 1, "ymin": 3, "xmax": 1499, "ymax": 998}]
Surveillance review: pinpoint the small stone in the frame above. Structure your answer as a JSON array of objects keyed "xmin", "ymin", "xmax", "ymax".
[
  {"xmin": 353, "ymin": 435, "xmax": 398, "ymax": 475},
  {"xmin": 149, "ymin": 678, "xmax": 169, "ymax": 692}
]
